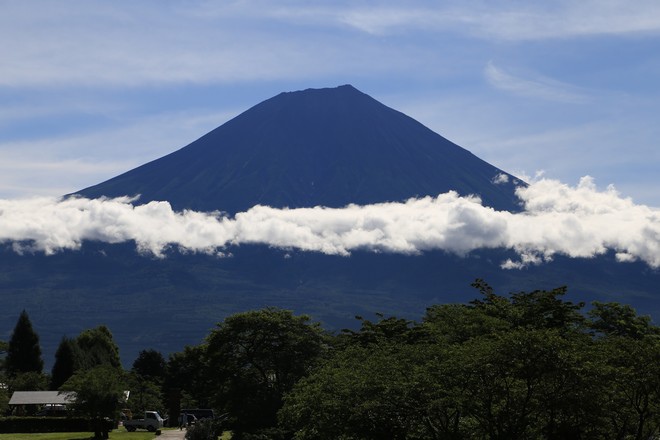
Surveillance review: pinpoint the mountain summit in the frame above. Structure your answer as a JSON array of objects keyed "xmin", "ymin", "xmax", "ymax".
[{"xmin": 78, "ymin": 85, "xmax": 521, "ymax": 213}]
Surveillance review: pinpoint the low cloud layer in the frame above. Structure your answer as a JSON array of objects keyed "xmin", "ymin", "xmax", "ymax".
[{"xmin": 0, "ymin": 177, "xmax": 658, "ymax": 269}]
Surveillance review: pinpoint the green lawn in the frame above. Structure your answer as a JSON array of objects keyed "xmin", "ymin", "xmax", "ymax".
[{"xmin": 0, "ymin": 428, "xmax": 156, "ymax": 440}]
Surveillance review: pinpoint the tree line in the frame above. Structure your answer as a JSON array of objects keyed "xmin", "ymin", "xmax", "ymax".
[{"xmin": 3, "ymin": 280, "xmax": 660, "ymax": 439}]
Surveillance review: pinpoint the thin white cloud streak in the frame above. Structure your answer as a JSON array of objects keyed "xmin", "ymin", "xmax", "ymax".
[
  {"xmin": 474, "ymin": 0, "xmax": 660, "ymax": 40},
  {"xmin": 319, "ymin": 0, "xmax": 660, "ymax": 40},
  {"xmin": 484, "ymin": 62, "xmax": 588, "ymax": 103},
  {"xmin": 0, "ymin": 177, "xmax": 658, "ymax": 269}
]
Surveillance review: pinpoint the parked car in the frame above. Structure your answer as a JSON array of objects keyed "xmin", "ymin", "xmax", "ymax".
[
  {"xmin": 179, "ymin": 412, "xmax": 197, "ymax": 427},
  {"xmin": 123, "ymin": 410, "xmax": 164, "ymax": 432},
  {"xmin": 181, "ymin": 408, "xmax": 215, "ymax": 420}
]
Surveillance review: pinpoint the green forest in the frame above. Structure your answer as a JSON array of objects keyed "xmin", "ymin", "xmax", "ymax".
[{"xmin": 3, "ymin": 280, "xmax": 660, "ymax": 440}]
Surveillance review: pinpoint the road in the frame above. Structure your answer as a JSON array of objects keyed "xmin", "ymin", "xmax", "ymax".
[{"xmin": 149, "ymin": 428, "xmax": 187, "ymax": 439}]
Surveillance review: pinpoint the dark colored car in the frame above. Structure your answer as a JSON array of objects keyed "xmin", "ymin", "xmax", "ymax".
[{"xmin": 181, "ymin": 408, "xmax": 215, "ymax": 420}]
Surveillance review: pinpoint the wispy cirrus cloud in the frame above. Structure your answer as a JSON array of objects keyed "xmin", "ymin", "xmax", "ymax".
[
  {"xmin": 319, "ymin": 0, "xmax": 660, "ymax": 40},
  {"xmin": 1, "ymin": 177, "xmax": 658, "ymax": 270},
  {"xmin": 484, "ymin": 62, "xmax": 588, "ymax": 103}
]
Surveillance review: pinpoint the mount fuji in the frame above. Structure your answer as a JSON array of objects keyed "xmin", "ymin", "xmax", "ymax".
[
  {"xmin": 1, "ymin": 85, "xmax": 657, "ymax": 366},
  {"xmin": 78, "ymin": 85, "xmax": 522, "ymax": 213}
]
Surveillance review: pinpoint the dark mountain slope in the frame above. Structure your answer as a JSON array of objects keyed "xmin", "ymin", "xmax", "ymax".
[
  {"xmin": 77, "ymin": 85, "xmax": 522, "ymax": 213},
  {"xmin": 1, "ymin": 243, "xmax": 658, "ymax": 370}
]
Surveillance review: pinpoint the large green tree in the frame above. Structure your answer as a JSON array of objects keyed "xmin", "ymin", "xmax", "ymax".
[
  {"xmin": 50, "ymin": 326, "xmax": 121, "ymax": 390},
  {"xmin": 466, "ymin": 279, "xmax": 585, "ymax": 332},
  {"xmin": 205, "ymin": 308, "xmax": 327, "ymax": 437},
  {"xmin": 161, "ymin": 344, "xmax": 213, "ymax": 427},
  {"xmin": 125, "ymin": 371, "xmax": 165, "ymax": 416},
  {"xmin": 128, "ymin": 349, "xmax": 166, "ymax": 417},
  {"xmin": 588, "ymin": 335, "xmax": 660, "ymax": 440},
  {"xmin": 75, "ymin": 325, "xmax": 121, "ymax": 370},
  {"xmin": 132, "ymin": 349, "xmax": 166, "ymax": 382},
  {"xmin": 6, "ymin": 310, "xmax": 43, "ymax": 376},
  {"xmin": 440, "ymin": 328, "xmax": 597, "ymax": 439},
  {"xmin": 281, "ymin": 341, "xmax": 444, "ymax": 440},
  {"xmin": 588, "ymin": 301, "xmax": 659, "ymax": 339},
  {"xmin": 61, "ymin": 364, "xmax": 126, "ymax": 439}
]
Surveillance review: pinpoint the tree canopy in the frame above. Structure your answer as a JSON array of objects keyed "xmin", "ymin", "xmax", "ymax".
[
  {"xmin": 51, "ymin": 336, "xmax": 77, "ymax": 390},
  {"xmin": 205, "ymin": 307, "xmax": 328, "ymax": 437},
  {"xmin": 132, "ymin": 349, "xmax": 165, "ymax": 382},
  {"xmin": 61, "ymin": 364, "xmax": 126, "ymax": 439},
  {"xmin": 75, "ymin": 325, "xmax": 121, "ymax": 370},
  {"xmin": 281, "ymin": 282, "xmax": 660, "ymax": 440},
  {"xmin": 6, "ymin": 310, "xmax": 43, "ymax": 376}
]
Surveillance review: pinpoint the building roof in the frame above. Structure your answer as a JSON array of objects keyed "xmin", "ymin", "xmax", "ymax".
[{"xmin": 9, "ymin": 391, "xmax": 76, "ymax": 405}]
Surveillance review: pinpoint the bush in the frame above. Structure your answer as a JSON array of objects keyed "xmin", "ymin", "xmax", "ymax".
[
  {"xmin": 231, "ymin": 428, "xmax": 291, "ymax": 440},
  {"xmin": 185, "ymin": 418, "xmax": 223, "ymax": 440},
  {"xmin": 0, "ymin": 416, "xmax": 107, "ymax": 433}
]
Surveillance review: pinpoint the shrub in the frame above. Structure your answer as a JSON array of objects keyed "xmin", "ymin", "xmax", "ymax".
[
  {"xmin": 0, "ymin": 416, "xmax": 105, "ymax": 433},
  {"xmin": 185, "ymin": 418, "xmax": 223, "ymax": 440}
]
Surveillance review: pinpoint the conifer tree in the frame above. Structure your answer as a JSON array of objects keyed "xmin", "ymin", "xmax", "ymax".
[
  {"xmin": 51, "ymin": 336, "xmax": 77, "ymax": 390},
  {"xmin": 6, "ymin": 310, "xmax": 43, "ymax": 375}
]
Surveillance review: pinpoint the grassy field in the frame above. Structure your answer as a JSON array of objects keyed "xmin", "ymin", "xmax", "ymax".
[{"xmin": 0, "ymin": 428, "xmax": 157, "ymax": 440}]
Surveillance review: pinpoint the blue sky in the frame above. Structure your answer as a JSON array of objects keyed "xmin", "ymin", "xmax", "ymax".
[{"xmin": 1, "ymin": 0, "xmax": 659, "ymax": 206}]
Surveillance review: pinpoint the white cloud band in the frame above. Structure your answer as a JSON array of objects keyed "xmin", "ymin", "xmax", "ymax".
[{"xmin": 0, "ymin": 177, "xmax": 658, "ymax": 269}]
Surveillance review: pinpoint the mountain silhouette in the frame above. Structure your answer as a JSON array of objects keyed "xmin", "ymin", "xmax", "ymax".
[
  {"xmin": 77, "ymin": 85, "xmax": 522, "ymax": 213},
  {"xmin": 2, "ymin": 86, "xmax": 658, "ymax": 368}
]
